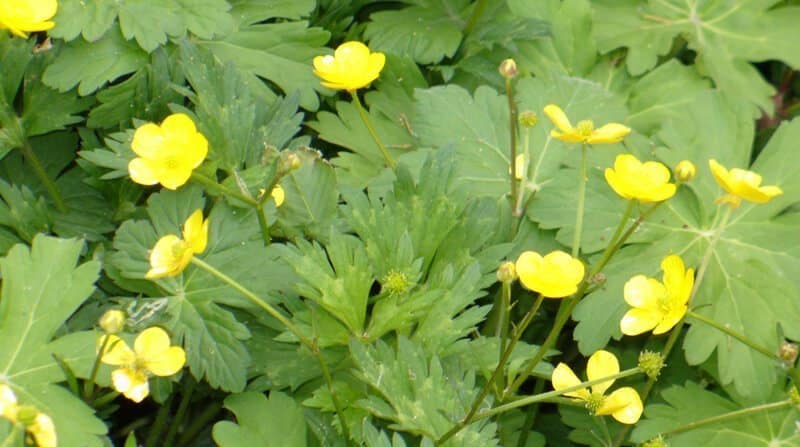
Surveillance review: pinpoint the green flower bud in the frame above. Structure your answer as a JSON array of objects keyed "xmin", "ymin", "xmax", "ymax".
[
  {"xmin": 499, "ymin": 58, "xmax": 518, "ymax": 79},
  {"xmin": 638, "ymin": 350, "xmax": 665, "ymax": 380},
  {"xmin": 779, "ymin": 341, "xmax": 798, "ymax": 365},
  {"xmin": 674, "ymin": 160, "xmax": 696, "ymax": 182},
  {"xmin": 98, "ymin": 309, "xmax": 126, "ymax": 334},
  {"xmin": 497, "ymin": 261, "xmax": 517, "ymax": 283},
  {"xmin": 518, "ymin": 111, "xmax": 538, "ymax": 128}
]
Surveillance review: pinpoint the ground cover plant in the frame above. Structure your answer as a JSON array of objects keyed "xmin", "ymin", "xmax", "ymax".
[{"xmin": 1, "ymin": 0, "xmax": 800, "ymax": 446}]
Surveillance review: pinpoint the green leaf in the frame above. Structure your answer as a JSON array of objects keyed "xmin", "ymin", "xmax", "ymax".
[
  {"xmin": 631, "ymin": 383, "xmax": 800, "ymax": 446},
  {"xmin": 364, "ymin": 0, "xmax": 470, "ymax": 64},
  {"xmin": 350, "ymin": 336, "xmax": 499, "ymax": 446},
  {"xmin": 275, "ymin": 154, "xmax": 341, "ymax": 242},
  {"xmin": 0, "ymin": 235, "xmax": 106, "ymax": 447},
  {"xmin": 213, "ymin": 391, "xmax": 308, "ymax": 447},
  {"xmin": 593, "ymin": 0, "xmax": 800, "ymax": 115},
  {"xmin": 198, "ymin": 15, "xmax": 330, "ymax": 110},
  {"xmin": 43, "ymin": 24, "xmax": 149, "ymax": 95}
]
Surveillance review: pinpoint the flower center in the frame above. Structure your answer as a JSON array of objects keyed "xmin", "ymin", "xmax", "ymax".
[
  {"xmin": 164, "ymin": 157, "xmax": 180, "ymax": 170},
  {"xmin": 576, "ymin": 120, "xmax": 594, "ymax": 137},
  {"xmin": 584, "ymin": 392, "xmax": 605, "ymax": 414}
]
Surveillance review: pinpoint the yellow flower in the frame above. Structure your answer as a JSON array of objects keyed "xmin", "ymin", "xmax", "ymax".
[
  {"xmin": 709, "ymin": 159, "xmax": 782, "ymax": 208},
  {"xmin": 28, "ymin": 413, "xmax": 57, "ymax": 447},
  {"xmin": 621, "ymin": 255, "xmax": 694, "ymax": 336},
  {"xmin": 543, "ymin": 104, "xmax": 630, "ymax": 145},
  {"xmin": 0, "ymin": 0, "xmax": 57, "ymax": 38},
  {"xmin": 515, "ymin": 250, "xmax": 584, "ymax": 298},
  {"xmin": 313, "ymin": 41, "xmax": 386, "ymax": 91},
  {"xmin": 129, "ymin": 113, "xmax": 208, "ymax": 190},
  {"xmin": 99, "ymin": 327, "xmax": 186, "ymax": 403},
  {"xmin": 552, "ymin": 350, "xmax": 643, "ymax": 424},
  {"xmin": 146, "ymin": 209, "xmax": 208, "ymax": 279},
  {"xmin": 605, "ymin": 154, "xmax": 676, "ymax": 203}
]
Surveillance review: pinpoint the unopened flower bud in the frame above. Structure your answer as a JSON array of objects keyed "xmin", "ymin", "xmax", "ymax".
[
  {"xmin": 499, "ymin": 58, "xmax": 517, "ymax": 79},
  {"xmin": 591, "ymin": 273, "xmax": 607, "ymax": 285},
  {"xmin": 280, "ymin": 152, "xmax": 302, "ymax": 175},
  {"xmin": 98, "ymin": 310, "xmax": 126, "ymax": 334},
  {"xmin": 674, "ymin": 160, "xmax": 696, "ymax": 182},
  {"xmin": 779, "ymin": 341, "xmax": 799, "ymax": 365},
  {"xmin": 638, "ymin": 350, "xmax": 665, "ymax": 380},
  {"xmin": 497, "ymin": 261, "xmax": 517, "ymax": 283},
  {"xmin": 642, "ymin": 435, "xmax": 669, "ymax": 447},
  {"xmin": 519, "ymin": 111, "xmax": 538, "ymax": 128}
]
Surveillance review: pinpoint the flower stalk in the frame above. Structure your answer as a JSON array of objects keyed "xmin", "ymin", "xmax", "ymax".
[
  {"xmin": 352, "ymin": 93, "xmax": 396, "ymax": 169},
  {"xmin": 572, "ymin": 144, "xmax": 589, "ymax": 257}
]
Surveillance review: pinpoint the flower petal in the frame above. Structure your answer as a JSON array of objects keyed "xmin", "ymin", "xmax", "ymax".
[
  {"xmin": 588, "ymin": 123, "xmax": 630, "ymax": 144},
  {"xmin": 131, "ymin": 123, "xmax": 165, "ymax": 159},
  {"xmin": 146, "ymin": 235, "xmax": 190, "ymax": 279},
  {"xmin": 621, "ymin": 308, "xmax": 661, "ymax": 335},
  {"xmin": 144, "ymin": 346, "xmax": 186, "ymax": 377},
  {"xmin": 99, "ymin": 335, "xmax": 136, "ymax": 366},
  {"xmin": 586, "ymin": 350, "xmax": 619, "ymax": 395},
  {"xmin": 623, "ymin": 275, "xmax": 664, "ymax": 309},
  {"xmin": 709, "ymin": 159, "xmax": 735, "ymax": 194},
  {"xmin": 543, "ymin": 104, "xmax": 574, "ymax": 133},
  {"xmin": 182, "ymin": 209, "xmax": 208, "ymax": 254},
  {"xmin": 596, "ymin": 387, "xmax": 642, "ymax": 424},
  {"xmin": 272, "ymin": 185, "xmax": 285, "ymax": 207},
  {"xmin": 161, "ymin": 113, "xmax": 197, "ymax": 135},
  {"xmin": 134, "ymin": 327, "xmax": 172, "ymax": 359},
  {"xmin": 128, "ymin": 158, "xmax": 160, "ymax": 186},
  {"xmin": 551, "ymin": 363, "xmax": 590, "ymax": 400},
  {"xmin": 112, "ymin": 368, "xmax": 150, "ymax": 403},
  {"xmin": 29, "ymin": 413, "xmax": 57, "ymax": 447}
]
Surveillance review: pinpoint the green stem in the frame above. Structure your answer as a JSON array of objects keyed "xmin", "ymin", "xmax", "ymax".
[
  {"xmin": 506, "ymin": 77, "xmax": 520, "ymax": 237},
  {"xmin": 164, "ymin": 379, "xmax": 196, "ymax": 447},
  {"xmin": 463, "ymin": 0, "xmax": 489, "ymax": 35},
  {"xmin": 1, "ymin": 424, "xmax": 20, "ymax": 447},
  {"xmin": 473, "ymin": 368, "xmax": 642, "ymax": 422},
  {"xmin": 84, "ymin": 333, "xmax": 110, "ymax": 401},
  {"xmin": 92, "ymin": 391, "xmax": 120, "ymax": 407},
  {"xmin": 497, "ymin": 282, "xmax": 512, "ymax": 392},
  {"xmin": 145, "ymin": 394, "xmax": 173, "ymax": 447},
  {"xmin": 513, "ymin": 128, "xmax": 531, "ymax": 219},
  {"xmin": 190, "ymin": 172, "xmax": 257, "ymax": 206},
  {"xmin": 351, "ymin": 92, "xmax": 396, "ymax": 169},
  {"xmin": 506, "ymin": 201, "xmax": 649, "ymax": 396},
  {"xmin": 255, "ymin": 203, "xmax": 271, "ymax": 245},
  {"xmin": 572, "ymin": 144, "xmax": 589, "ymax": 257},
  {"xmin": 613, "ymin": 205, "xmax": 733, "ymax": 447},
  {"xmin": 20, "ymin": 140, "xmax": 67, "ymax": 213},
  {"xmin": 662, "ymin": 399, "xmax": 793, "ymax": 438},
  {"xmin": 437, "ymin": 294, "xmax": 545, "ymax": 445},
  {"xmin": 686, "ymin": 310, "xmax": 776, "ymax": 361},
  {"xmin": 189, "ymin": 257, "xmax": 353, "ymax": 445},
  {"xmin": 175, "ymin": 401, "xmax": 222, "ymax": 447},
  {"xmin": 515, "ymin": 379, "xmax": 545, "ymax": 447}
]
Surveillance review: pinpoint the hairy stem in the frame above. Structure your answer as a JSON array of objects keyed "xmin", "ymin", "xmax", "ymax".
[
  {"xmin": 351, "ymin": 92, "xmax": 396, "ymax": 169},
  {"xmin": 687, "ymin": 310, "xmax": 776, "ymax": 360}
]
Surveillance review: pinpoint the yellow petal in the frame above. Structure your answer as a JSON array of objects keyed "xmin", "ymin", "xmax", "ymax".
[
  {"xmin": 604, "ymin": 167, "xmax": 632, "ymax": 200},
  {"xmin": 623, "ymin": 275, "xmax": 665, "ymax": 309},
  {"xmin": 586, "ymin": 350, "xmax": 619, "ymax": 395},
  {"xmin": 621, "ymin": 308, "xmax": 661, "ymax": 336},
  {"xmin": 112, "ymin": 368, "xmax": 150, "ymax": 403},
  {"xmin": 271, "ymin": 184, "xmax": 285, "ymax": 207},
  {"xmin": 0, "ymin": 0, "xmax": 57, "ymax": 36},
  {"xmin": 0, "ymin": 385, "xmax": 17, "ymax": 417},
  {"xmin": 596, "ymin": 387, "xmax": 643, "ymax": 424},
  {"xmin": 134, "ymin": 327, "xmax": 172, "ymax": 358},
  {"xmin": 99, "ymin": 335, "xmax": 136, "ymax": 366},
  {"xmin": 709, "ymin": 159, "xmax": 735, "ymax": 194},
  {"xmin": 182, "ymin": 209, "xmax": 208, "ymax": 254},
  {"xmin": 551, "ymin": 363, "xmax": 590, "ymax": 400},
  {"xmin": 543, "ymin": 104, "xmax": 574, "ymax": 133},
  {"xmin": 29, "ymin": 413, "xmax": 57, "ymax": 447},
  {"xmin": 146, "ymin": 235, "xmax": 192, "ymax": 279},
  {"xmin": 156, "ymin": 158, "xmax": 195, "ymax": 190},
  {"xmin": 144, "ymin": 346, "xmax": 186, "ymax": 377},
  {"xmin": 131, "ymin": 123, "xmax": 165, "ymax": 159},
  {"xmin": 161, "ymin": 113, "xmax": 197, "ymax": 135},
  {"xmin": 588, "ymin": 123, "xmax": 630, "ymax": 144},
  {"xmin": 653, "ymin": 303, "xmax": 686, "ymax": 335},
  {"xmin": 516, "ymin": 250, "xmax": 584, "ymax": 298},
  {"xmin": 514, "ymin": 154, "xmax": 526, "ymax": 180},
  {"xmin": 128, "ymin": 158, "xmax": 160, "ymax": 186}
]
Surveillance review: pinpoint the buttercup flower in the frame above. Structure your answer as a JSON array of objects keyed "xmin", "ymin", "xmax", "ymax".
[
  {"xmin": 28, "ymin": 413, "xmax": 57, "ymax": 447},
  {"xmin": 709, "ymin": 159, "xmax": 782, "ymax": 208},
  {"xmin": 100, "ymin": 327, "xmax": 186, "ymax": 403},
  {"xmin": 129, "ymin": 113, "xmax": 208, "ymax": 190},
  {"xmin": 552, "ymin": 350, "xmax": 643, "ymax": 424},
  {"xmin": 313, "ymin": 41, "xmax": 385, "ymax": 91},
  {"xmin": 621, "ymin": 254, "xmax": 694, "ymax": 336},
  {"xmin": 605, "ymin": 154, "xmax": 676, "ymax": 203},
  {"xmin": 146, "ymin": 209, "xmax": 208, "ymax": 279},
  {"xmin": 543, "ymin": 104, "xmax": 630, "ymax": 145},
  {"xmin": 0, "ymin": 0, "xmax": 57, "ymax": 38},
  {"xmin": 516, "ymin": 250, "xmax": 584, "ymax": 298}
]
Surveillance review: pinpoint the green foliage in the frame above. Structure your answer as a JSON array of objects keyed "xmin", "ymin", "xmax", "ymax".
[
  {"xmin": 0, "ymin": 235, "xmax": 105, "ymax": 446},
  {"xmin": 213, "ymin": 391, "xmax": 308, "ymax": 447}
]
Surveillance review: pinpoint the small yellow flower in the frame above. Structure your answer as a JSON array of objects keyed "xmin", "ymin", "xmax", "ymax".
[
  {"xmin": 271, "ymin": 185, "xmax": 285, "ymax": 207},
  {"xmin": 621, "ymin": 254, "xmax": 694, "ymax": 336},
  {"xmin": 515, "ymin": 250, "xmax": 584, "ymax": 298},
  {"xmin": 0, "ymin": 0, "xmax": 57, "ymax": 38},
  {"xmin": 28, "ymin": 413, "xmax": 57, "ymax": 447},
  {"xmin": 129, "ymin": 113, "xmax": 208, "ymax": 190},
  {"xmin": 709, "ymin": 159, "xmax": 782, "ymax": 208},
  {"xmin": 543, "ymin": 104, "xmax": 630, "ymax": 145},
  {"xmin": 674, "ymin": 160, "xmax": 696, "ymax": 182},
  {"xmin": 146, "ymin": 209, "xmax": 208, "ymax": 279},
  {"xmin": 552, "ymin": 350, "xmax": 643, "ymax": 424},
  {"xmin": 605, "ymin": 154, "xmax": 676, "ymax": 203},
  {"xmin": 313, "ymin": 41, "xmax": 386, "ymax": 92},
  {"xmin": 99, "ymin": 327, "xmax": 186, "ymax": 403}
]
